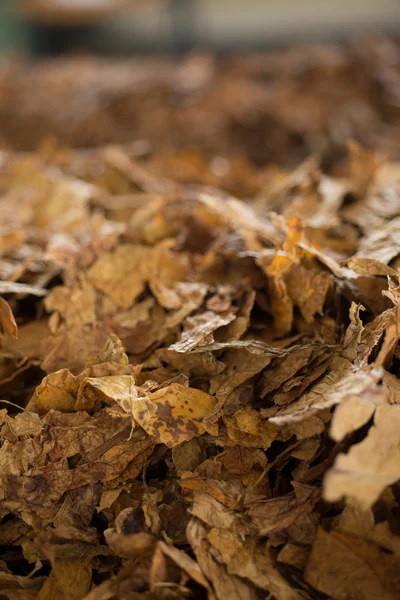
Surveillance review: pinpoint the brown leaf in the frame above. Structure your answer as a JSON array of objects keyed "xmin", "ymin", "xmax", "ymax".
[
  {"xmin": 269, "ymin": 357, "xmax": 380, "ymax": 426},
  {"xmin": 305, "ymin": 527, "xmax": 400, "ymax": 600},
  {"xmin": 330, "ymin": 380, "xmax": 387, "ymax": 443},
  {"xmin": 104, "ymin": 507, "xmax": 154, "ymax": 559},
  {"xmin": 169, "ymin": 310, "xmax": 236, "ymax": 353},
  {"xmin": 0, "ymin": 297, "xmax": 18, "ymax": 340},
  {"xmin": 127, "ymin": 383, "xmax": 217, "ymax": 447},
  {"xmin": 156, "ymin": 541, "xmax": 214, "ymax": 596},
  {"xmin": 37, "ymin": 559, "xmax": 92, "ymax": 600},
  {"xmin": 223, "ymin": 407, "xmax": 278, "ymax": 449},
  {"xmin": 325, "ymin": 405, "xmax": 400, "ymax": 508},
  {"xmin": 28, "ymin": 369, "xmax": 78, "ymax": 414},
  {"xmin": 87, "ymin": 245, "xmax": 151, "ymax": 309},
  {"xmin": 346, "ymin": 257, "xmax": 397, "ymax": 277},
  {"xmin": 187, "ymin": 518, "xmax": 258, "ymax": 600},
  {"xmin": 207, "ymin": 528, "xmax": 309, "ymax": 600},
  {"xmin": 284, "ymin": 264, "xmax": 331, "ymax": 324},
  {"xmin": 245, "ymin": 483, "xmax": 319, "ymax": 536}
]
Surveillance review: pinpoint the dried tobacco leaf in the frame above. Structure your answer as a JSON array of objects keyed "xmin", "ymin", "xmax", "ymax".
[
  {"xmin": 325, "ymin": 405, "xmax": 400, "ymax": 508},
  {"xmin": 305, "ymin": 528, "xmax": 400, "ymax": 600},
  {"xmin": 0, "ymin": 297, "xmax": 17, "ymax": 342}
]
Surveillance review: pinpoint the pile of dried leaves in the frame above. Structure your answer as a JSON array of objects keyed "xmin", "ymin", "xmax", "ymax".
[
  {"xmin": 1, "ymin": 37, "xmax": 400, "ymax": 172},
  {"xmin": 1, "ymin": 41, "xmax": 400, "ymax": 600}
]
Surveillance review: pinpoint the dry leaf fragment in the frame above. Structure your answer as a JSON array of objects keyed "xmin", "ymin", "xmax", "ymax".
[
  {"xmin": 87, "ymin": 245, "xmax": 151, "ymax": 309},
  {"xmin": 37, "ymin": 559, "xmax": 92, "ymax": 600},
  {"xmin": 183, "ymin": 488, "xmax": 249, "ymax": 535},
  {"xmin": 284, "ymin": 263, "xmax": 331, "ymax": 324},
  {"xmin": 341, "ymin": 302, "xmax": 364, "ymax": 361},
  {"xmin": 305, "ymin": 527, "xmax": 400, "ymax": 600},
  {"xmin": 207, "ymin": 528, "xmax": 310, "ymax": 600},
  {"xmin": 186, "ymin": 518, "xmax": 258, "ymax": 600},
  {"xmin": 269, "ymin": 357, "xmax": 381, "ymax": 426},
  {"xmin": 259, "ymin": 347, "xmax": 314, "ymax": 397},
  {"xmin": 104, "ymin": 507, "xmax": 154, "ymax": 559},
  {"xmin": 87, "ymin": 242, "xmax": 189, "ymax": 311},
  {"xmin": 28, "ymin": 369, "xmax": 78, "ymax": 414},
  {"xmin": 76, "ymin": 374, "xmax": 137, "ymax": 413},
  {"xmin": 277, "ymin": 543, "xmax": 310, "ymax": 570},
  {"xmin": 346, "ymin": 257, "xmax": 397, "ymax": 277},
  {"xmin": 156, "ymin": 541, "xmax": 214, "ymax": 596},
  {"xmin": 0, "ymin": 297, "xmax": 17, "ymax": 341},
  {"xmin": 246, "ymin": 483, "xmax": 319, "ymax": 536},
  {"xmin": 172, "ymin": 439, "xmax": 206, "ymax": 473},
  {"xmin": 325, "ymin": 405, "xmax": 400, "ymax": 508},
  {"xmin": 128, "ymin": 383, "xmax": 217, "ymax": 447},
  {"xmin": 0, "ymin": 282, "xmax": 47, "ymax": 297},
  {"xmin": 330, "ymin": 380, "xmax": 387, "ymax": 443},
  {"xmin": 169, "ymin": 310, "xmax": 236, "ymax": 353},
  {"xmin": 332, "ymin": 499, "xmax": 400, "ymax": 554},
  {"xmin": 223, "ymin": 407, "xmax": 278, "ymax": 449},
  {"xmin": 356, "ymin": 308, "xmax": 396, "ymax": 367}
]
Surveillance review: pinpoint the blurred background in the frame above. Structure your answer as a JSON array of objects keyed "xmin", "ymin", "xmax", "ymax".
[
  {"xmin": 0, "ymin": 1, "xmax": 400, "ymax": 172},
  {"xmin": 0, "ymin": 0, "xmax": 400, "ymax": 57}
]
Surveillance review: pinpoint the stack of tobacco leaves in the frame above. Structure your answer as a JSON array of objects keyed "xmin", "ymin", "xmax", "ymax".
[
  {"xmin": 0, "ymin": 42, "xmax": 400, "ymax": 600},
  {"xmin": 1, "ymin": 37, "xmax": 400, "ymax": 172}
]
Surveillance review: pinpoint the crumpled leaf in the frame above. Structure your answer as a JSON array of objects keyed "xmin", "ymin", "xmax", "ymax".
[
  {"xmin": 82, "ymin": 377, "xmax": 218, "ymax": 447},
  {"xmin": 260, "ymin": 216, "xmax": 303, "ymax": 335},
  {"xmin": 87, "ymin": 241, "xmax": 189, "ymax": 310},
  {"xmin": 224, "ymin": 407, "xmax": 278, "ymax": 449},
  {"xmin": 137, "ymin": 383, "xmax": 217, "ymax": 445},
  {"xmin": 169, "ymin": 310, "xmax": 236, "ymax": 353},
  {"xmin": 104, "ymin": 507, "xmax": 154, "ymax": 559},
  {"xmin": 0, "ymin": 297, "xmax": 18, "ymax": 341},
  {"xmin": 187, "ymin": 518, "xmax": 258, "ymax": 600},
  {"xmin": 28, "ymin": 369, "xmax": 78, "ymax": 414},
  {"xmin": 329, "ymin": 381, "xmax": 387, "ymax": 443},
  {"xmin": 37, "ymin": 559, "xmax": 92, "ymax": 600},
  {"xmin": 269, "ymin": 358, "xmax": 382, "ymax": 425},
  {"xmin": 305, "ymin": 527, "xmax": 400, "ymax": 600},
  {"xmin": 155, "ymin": 541, "xmax": 215, "ymax": 597},
  {"xmin": 325, "ymin": 405, "xmax": 400, "ymax": 508},
  {"xmin": 245, "ymin": 483, "xmax": 319, "ymax": 536},
  {"xmin": 0, "ymin": 281, "xmax": 47, "ymax": 297}
]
